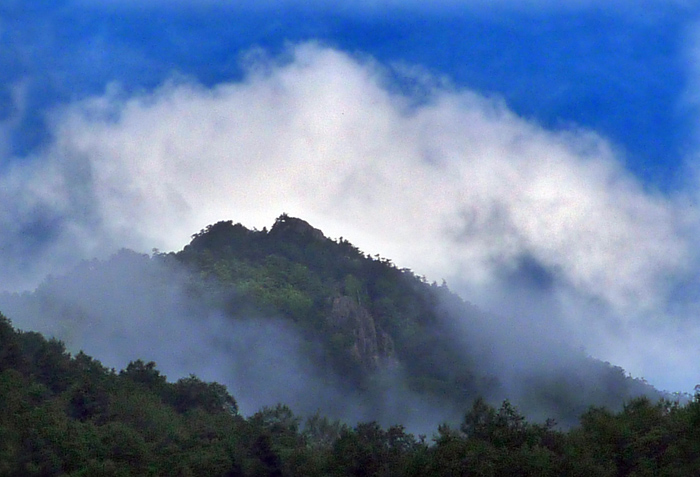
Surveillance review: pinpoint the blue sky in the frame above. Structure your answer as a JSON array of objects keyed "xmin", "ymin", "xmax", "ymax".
[
  {"xmin": 3, "ymin": 1, "xmax": 700, "ymax": 394},
  {"xmin": 3, "ymin": 1, "xmax": 694, "ymax": 182}
]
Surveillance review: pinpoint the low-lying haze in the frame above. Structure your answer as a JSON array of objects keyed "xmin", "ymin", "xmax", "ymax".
[{"xmin": 0, "ymin": 249, "xmax": 458, "ymax": 434}]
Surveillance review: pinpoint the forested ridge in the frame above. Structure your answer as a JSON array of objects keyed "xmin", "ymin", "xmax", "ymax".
[
  {"xmin": 2, "ymin": 314, "xmax": 700, "ymax": 475},
  {"xmin": 1, "ymin": 214, "xmax": 698, "ymax": 475},
  {"xmin": 171, "ymin": 214, "xmax": 659, "ymax": 424}
]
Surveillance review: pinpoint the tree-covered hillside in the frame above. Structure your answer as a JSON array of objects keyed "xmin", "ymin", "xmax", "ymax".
[
  {"xmin": 2, "ymin": 313, "xmax": 700, "ymax": 476},
  {"xmin": 0, "ymin": 214, "xmax": 660, "ymax": 431},
  {"xmin": 172, "ymin": 214, "xmax": 660, "ymax": 424}
]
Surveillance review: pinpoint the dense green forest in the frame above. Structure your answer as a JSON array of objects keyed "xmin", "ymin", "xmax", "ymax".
[
  {"xmin": 2, "ymin": 214, "xmax": 696, "ymax": 475},
  {"xmin": 2, "ymin": 313, "xmax": 700, "ymax": 476}
]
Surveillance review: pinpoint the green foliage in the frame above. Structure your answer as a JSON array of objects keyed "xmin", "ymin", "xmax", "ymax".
[
  {"xmin": 175, "ymin": 216, "xmax": 501, "ymax": 405},
  {"xmin": 2, "ymin": 312, "xmax": 700, "ymax": 475},
  {"xmin": 175, "ymin": 215, "xmax": 664, "ymax": 425},
  {"xmin": 119, "ymin": 359, "xmax": 168, "ymax": 395},
  {"xmin": 330, "ymin": 422, "xmax": 422, "ymax": 477},
  {"xmin": 461, "ymin": 398, "xmax": 532, "ymax": 448},
  {"xmin": 4, "ymin": 215, "xmax": 658, "ymax": 432},
  {"xmin": 302, "ymin": 412, "xmax": 349, "ymax": 451},
  {"xmin": 168, "ymin": 374, "xmax": 238, "ymax": 415},
  {"xmin": 1, "ymin": 216, "xmax": 691, "ymax": 475},
  {"xmin": 0, "ymin": 319, "xmax": 252, "ymax": 475}
]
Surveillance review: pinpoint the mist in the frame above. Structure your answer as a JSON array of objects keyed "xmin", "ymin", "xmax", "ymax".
[
  {"xmin": 1, "ymin": 41, "xmax": 700, "ymax": 408},
  {"xmin": 0, "ymin": 248, "xmax": 456, "ymax": 434},
  {"xmin": 0, "ymin": 238, "xmax": 656, "ymax": 434}
]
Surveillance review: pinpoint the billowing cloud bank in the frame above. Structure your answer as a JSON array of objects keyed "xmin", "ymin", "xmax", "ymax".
[{"xmin": 1, "ymin": 43, "xmax": 698, "ymax": 392}]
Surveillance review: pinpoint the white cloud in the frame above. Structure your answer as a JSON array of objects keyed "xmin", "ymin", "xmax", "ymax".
[{"xmin": 1, "ymin": 42, "xmax": 698, "ymax": 392}]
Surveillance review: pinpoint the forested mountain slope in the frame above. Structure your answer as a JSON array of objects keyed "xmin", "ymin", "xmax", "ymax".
[
  {"xmin": 173, "ymin": 214, "xmax": 660, "ymax": 424},
  {"xmin": 3, "ymin": 313, "xmax": 700, "ymax": 476},
  {"xmin": 0, "ymin": 247, "xmax": 700, "ymax": 477},
  {"xmin": 0, "ymin": 214, "xmax": 658, "ymax": 431}
]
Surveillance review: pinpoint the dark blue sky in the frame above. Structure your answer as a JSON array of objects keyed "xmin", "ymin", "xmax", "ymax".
[{"xmin": 2, "ymin": 2, "xmax": 696, "ymax": 188}]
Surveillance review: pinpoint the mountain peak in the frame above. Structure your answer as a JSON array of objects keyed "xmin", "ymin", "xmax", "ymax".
[{"xmin": 270, "ymin": 213, "xmax": 325, "ymax": 241}]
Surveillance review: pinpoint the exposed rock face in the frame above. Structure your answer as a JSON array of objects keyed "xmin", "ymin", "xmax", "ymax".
[
  {"xmin": 328, "ymin": 296, "xmax": 396, "ymax": 370},
  {"xmin": 270, "ymin": 214, "xmax": 325, "ymax": 241}
]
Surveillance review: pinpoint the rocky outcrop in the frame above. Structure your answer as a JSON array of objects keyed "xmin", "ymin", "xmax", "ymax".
[
  {"xmin": 327, "ymin": 296, "xmax": 396, "ymax": 370},
  {"xmin": 270, "ymin": 214, "xmax": 325, "ymax": 241}
]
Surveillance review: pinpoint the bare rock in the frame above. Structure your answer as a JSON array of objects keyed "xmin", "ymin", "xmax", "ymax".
[
  {"xmin": 270, "ymin": 214, "xmax": 325, "ymax": 241},
  {"xmin": 328, "ymin": 296, "xmax": 396, "ymax": 370}
]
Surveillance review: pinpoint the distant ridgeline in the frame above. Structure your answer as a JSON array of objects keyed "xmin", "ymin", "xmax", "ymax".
[{"xmin": 173, "ymin": 214, "xmax": 659, "ymax": 424}]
